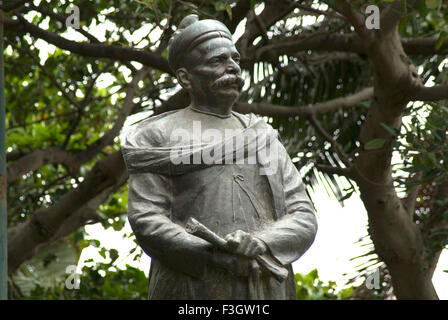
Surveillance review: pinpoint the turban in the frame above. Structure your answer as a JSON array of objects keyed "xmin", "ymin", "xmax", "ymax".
[{"xmin": 168, "ymin": 14, "xmax": 233, "ymax": 71}]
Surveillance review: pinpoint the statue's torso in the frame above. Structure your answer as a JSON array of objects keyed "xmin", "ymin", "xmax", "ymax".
[{"xmin": 139, "ymin": 108, "xmax": 296, "ymax": 299}]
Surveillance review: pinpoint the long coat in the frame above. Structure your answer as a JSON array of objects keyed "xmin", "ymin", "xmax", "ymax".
[{"xmin": 121, "ymin": 108, "xmax": 317, "ymax": 299}]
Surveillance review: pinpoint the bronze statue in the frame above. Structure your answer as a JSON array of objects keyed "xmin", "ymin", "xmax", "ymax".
[{"xmin": 121, "ymin": 14, "xmax": 317, "ymax": 299}]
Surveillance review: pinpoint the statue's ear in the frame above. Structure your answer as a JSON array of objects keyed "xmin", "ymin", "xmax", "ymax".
[{"xmin": 176, "ymin": 68, "xmax": 191, "ymax": 90}]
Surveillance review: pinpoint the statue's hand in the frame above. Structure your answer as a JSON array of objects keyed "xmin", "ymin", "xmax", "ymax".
[
  {"xmin": 208, "ymin": 250, "xmax": 252, "ymax": 277},
  {"xmin": 224, "ymin": 230, "xmax": 267, "ymax": 258},
  {"xmin": 207, "ymin": 230, "xmax": 268, "ymax": 277}
]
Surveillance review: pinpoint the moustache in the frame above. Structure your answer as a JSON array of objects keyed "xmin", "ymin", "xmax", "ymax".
[{"xmin": 212, "ymin": 74, "xmax": 244, "ymax": 90}]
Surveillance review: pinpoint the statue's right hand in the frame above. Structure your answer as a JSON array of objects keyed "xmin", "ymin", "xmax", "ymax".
[{"xmin": 208, "ymin": 249, "xmax": 252, "ymax": 278}]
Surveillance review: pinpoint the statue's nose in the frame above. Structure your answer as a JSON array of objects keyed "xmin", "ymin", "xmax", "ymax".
[{"xmin": 226, "ymin": 58, "xmax": 241, "ymax": 74}]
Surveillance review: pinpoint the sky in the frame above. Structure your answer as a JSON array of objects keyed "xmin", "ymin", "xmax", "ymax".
[{"xmin": 21, "ymin": 0, "xmax": 447, "ymax": 299}]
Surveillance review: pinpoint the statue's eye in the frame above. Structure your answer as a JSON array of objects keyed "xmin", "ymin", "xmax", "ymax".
[{"xmin": 208, "ymin": 57, "xmax": 222, "ymax": 64}]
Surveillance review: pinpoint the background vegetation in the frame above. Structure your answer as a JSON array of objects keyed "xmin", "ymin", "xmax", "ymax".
[{"xmin": 3, "ymin": 0, "xmax": 448, "ymax": 299}]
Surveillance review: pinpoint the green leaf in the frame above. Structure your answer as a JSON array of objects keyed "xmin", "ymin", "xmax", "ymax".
[
  {"xmin": 343, "ymin": 141, "xmax": 352, "ymax": 153},
  {"xmin": 99, "ymin": 248, "xmax": 107, "ymax": 259},
  {"xmin": 109, "ymin": 248, "xmax": 119, "ymax": 263},
  {"xmin": 435, "ymin": 31, "xmax": 447, "ymax": 50},
  {"xmin": 214, "ymin": 1, "xmax": 232, "ymax": 19},
  {"xmin": 226, "ymin": 4, "xmax": 232, "ymax": 20},
  {"xmin": 380, "ymin": 123, "xmax": 400, "ymax": 137},
  {"xmin": 398, "ymin": 15, "xmax": 410, "ymax": 34},
  {"xmin": 364, "ymin": 138, "xmax": 386, "ymax": 150}
]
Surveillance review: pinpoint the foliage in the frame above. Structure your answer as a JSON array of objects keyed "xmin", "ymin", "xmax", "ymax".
[
  {"xmin": 18, "ymin": 264, "xmax": 148, "ymax": 300},
  {"xmin": 9, "ymin": 239, "xmax": 79, "ymax": 298},
  {"xmin": 9, "ymin": 230, "xmax": 147, "ymax": 300},
  {"xmin": 295, "ymin": 269, "xmax": 353, "ymax": 300},
  {"xmin": 16, "ymin": 264, "xmax": 354, "ymax": 300}
]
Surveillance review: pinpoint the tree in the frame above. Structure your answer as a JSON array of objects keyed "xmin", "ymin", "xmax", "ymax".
[{"xmin": 3, "ymin": 0, "xmax": 448, "ymax": 299}]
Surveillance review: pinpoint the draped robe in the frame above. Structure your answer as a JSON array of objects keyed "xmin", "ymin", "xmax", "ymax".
[{"xmin": 121, "ymin": 107, "xmax": 317, "ymax": 299}]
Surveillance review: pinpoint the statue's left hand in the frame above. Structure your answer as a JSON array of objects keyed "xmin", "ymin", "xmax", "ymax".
[{"xmin": 224, "ymin": 230, "xmax": 267, "ymax": 258}]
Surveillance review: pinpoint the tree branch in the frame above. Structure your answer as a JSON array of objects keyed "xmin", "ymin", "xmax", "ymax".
[
  {"xmin": 74, "ymin": 67, "xmax": 149, "ymax": 164},
  {"xmin": 7, "ymin": 151, "xmax": 127, "ymax": 273},
  {"xmin": 410, "ymin": 84, "xmax": 448, "ymax": 101},
  {"xmin": 380, "ymin": 0, "xmax": 405, "ymax": 33},
  {"xmin": 26, "ymin": 3, "xmax": 141, "ymax": 73},
  {"xmin": 323, "ymin": 0, "xmax": 369, "ymax": 40},
  {"xmin": 245, "ymin": 33, "xmax": 360, "ymax": 66},
  {"xmin": 7, "ymin": 147, "xmax": 80, "ymax": 184},
  {"xmin": 308, "ymin": 114, "xmax": 351, "ymax": 167},
  {"xmin": 347, "ymin": 25, "xmax": 440, "ymax": 296},
  {"xmin": 253, "ymin": 9, "xmax": 270, "ymax": 45},
  {"xmin": 243, "ymin": 34, "xmax": 448, "ymax": 67},
  {"xmin": 6, "ymin": 149, "xmax": 27, "ymax": 162},
  {"xmin": 62, "ymin": 61, "xmax": 115, "ymax": 148},
  {"xmin": 29, "ymin": 2, "xmax": 100, "ymax": 43},
  {"xmin": 6, "ymin": 39, "xmax": 81, "ymax": 108},
  {"xmin": 381, "ymin": 0, "xmax": 419, "ymax": 34},
  {"xmin": 235, "ymin": 0, "xmax": 296, "ymax": 56},
  {"xmin": 7, "ymin": 14, "xmax": 448, "ymax": 75},
  {"xmin": 294, "ymin": 3, "xmax": 337, "ymax": 17},
  {"xmin": 401, "ymin": 37, "xmax": 448, "ymax": 55},
  {"xmin": 315, "ymin": 163, "xmax": 355, "ymax": 179},
  {"xmin": 151, "ymin": 86, "xmax": 373, "ymax": 120},
  {"xmin": 7, "ymin": 68, "xmax": 149, "ymax": 183},
  {"xmin": 6, "ymin": 16, "xmax": 173, "ymax": 74},
  {"xmin": 295, "ymin": 52, "xmax": 361, "ymax": 65},
  {"xmin": 234, "ymin": 87, "xmax": 373, "ymax": 117},
  {"xmin": 221, "ymin": 0, "xmax": 261, "ymax": 34},
  {"xmin": 33, "ymin": 170, "xmax": 128, "ymax": 257},
  {"xmin": 0, "ymin": 0, "xmax": 29, "ymax": 12}
]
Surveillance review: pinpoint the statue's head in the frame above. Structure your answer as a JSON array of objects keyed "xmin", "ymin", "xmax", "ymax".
[{"xmin": 168, "ymin": 14, "xmax": 244, "ymax": 107}]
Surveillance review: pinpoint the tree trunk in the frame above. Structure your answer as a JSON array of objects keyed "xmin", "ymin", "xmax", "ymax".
[
  {"xmin": 352, "ymin": 26, "xmax": 439, "ymax": 299},
  {"xmin": 357, "ymin": 180, "xmax": 439, "ymax": 299}
]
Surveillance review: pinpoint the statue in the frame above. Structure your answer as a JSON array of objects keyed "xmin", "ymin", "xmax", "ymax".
[{"xmin": 121, "ymin": 14, "xmax": 317, "ymax": 300}]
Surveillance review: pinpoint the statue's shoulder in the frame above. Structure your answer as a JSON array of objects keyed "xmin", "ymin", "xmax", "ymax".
[
  {"xmin": 231, "ymin": 111, "xmax": 261, "ymax": 126},
  {"xmin": 231, "ymin": 111, "xmax": 273, "ymax": 130},
  {"xmin": 122, "ymin": 109, "xmax": 185, "ymax": 149}
]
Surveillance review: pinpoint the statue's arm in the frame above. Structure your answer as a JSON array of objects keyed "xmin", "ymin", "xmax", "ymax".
[
  {"xmin": 255, "ymin": 144, "xmax": 318, "ymax": 266},
  {"xmin": 127, "ymin": 172, "xmax": 215, "ymax": 278},
  {"xmin": 128, "ymin": 171, "xmax": 255, "ymax": 278}
]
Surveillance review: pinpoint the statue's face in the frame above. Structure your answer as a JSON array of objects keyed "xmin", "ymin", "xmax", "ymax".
[{"xmin": 182, "ymin": 37, "xmax": 243, "ymax": 105}]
